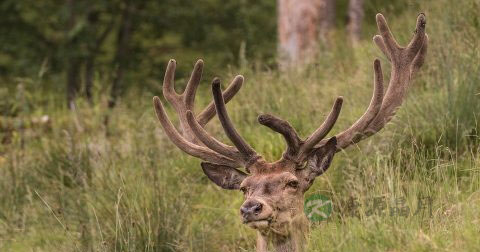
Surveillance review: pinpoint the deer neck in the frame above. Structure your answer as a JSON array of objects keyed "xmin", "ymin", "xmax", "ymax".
[{"xmin": 256, "ymin": 214, "xmax": 309, "ymax": 252}]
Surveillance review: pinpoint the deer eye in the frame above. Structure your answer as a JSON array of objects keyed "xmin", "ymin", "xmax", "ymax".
[
  {"xmin": 286, "ymin": 180, "xmax": 299, "ymax": 189},
  {"xmin": 240, "ymin": 186, "xmax": 247, "ymax": 194}
]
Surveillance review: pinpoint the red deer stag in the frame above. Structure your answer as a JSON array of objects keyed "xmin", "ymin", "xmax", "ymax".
[{"xmin": 153, "ymin": 13, "xmax": 428, "ymax": 252}]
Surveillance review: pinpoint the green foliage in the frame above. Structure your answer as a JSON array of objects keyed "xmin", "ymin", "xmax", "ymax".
[{"xmin": 0, "ymin": 0, "xmax": 277, "ymax": 92}]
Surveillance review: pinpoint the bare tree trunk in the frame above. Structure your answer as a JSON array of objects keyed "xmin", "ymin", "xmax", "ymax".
[
  {"xmin": 65, "ymin": 0, "xmax": 81, "ymax": 109},
  {"xmin": 84, "ymin": 56, "xmax": 94, "ymax": 104},
  {"xmin": 84, "ymin": 11, "xmax": 114, "ymax": 105},
  {"xmin": 66, "ymin": 58, "xmax": 81, "ymax": 109},
  {"xmin": 108, "ymin": 3, "xmax": 134, "ymax": 109},
  {"xmin": 347, "ymin": 0, "xmax": 364, "ymax": 45},
  {"xmin": 277, "ymin": 0, "xmax": 335, "ymax": 68},
  {"xmin": 320, "ymin": 0, "xmax": 335, "ymax": 42},
  {"xmin": 84, "ymin": 11, "xmax": 99, "ymax": 105}
]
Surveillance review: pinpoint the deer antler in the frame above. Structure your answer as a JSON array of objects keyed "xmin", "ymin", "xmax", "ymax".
[
  {"xmin": 258, "ymin": 97, "xmax": 343, "ymax": 163},
  {"xmin": 333, "ymin": 13, "xmax": 427, "ymax": 150},
  {"xmin": 211, "ymin": 79, "xmax": 262, "ymax": 167},
  {"xmin": 154, "ymin": 13, "xmax": 427, "ymax": 174},
  {"xmin": 258, "ymin": 13, "xmax": 428, "ymax": 163},
  {"xmin": 153, "ymin": 60, "xmax": 246, "ymax": 167},
  {"xmin": 184, "ymin": 78, "xmax": 262, "ymax": 171}
]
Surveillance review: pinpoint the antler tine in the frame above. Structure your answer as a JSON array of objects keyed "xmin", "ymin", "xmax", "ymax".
[
  {"xmin": 375, "ymin": 14, "xmax": 401, "ymax": 57},
  {"xmin": 163, "ymin": 59, "xmax": 181, "ymax": 104},
  {"xmin": 334, "ymin": 59, "xmax": 384, "ymax": 149},
  {"xmin": 186, "ymin": 110, "xmax": 244, "ymax": 162},
  {"xmin": 296, "ymin": 97, "xmax": 343, "ymax": 161},
  {"xmin": 197, "ymin": 75, "xmax": 244, "ymax": 126},
  {"xmin": 406, "ymin": 13, "xmax": 427, "ymax": 62},
  {"xmin": 411, "ymin": 34, "xmax": 428, "ymax": 76},
  {"xmin": 257, "ymin": 114, "xmax": 302, "ymax": 156},
  {"xmin": 153, "ymin": 96, "xmax": 240, "ymax": 167},
  {"xmin": 212, "ymin": 78, "xmax": 261, "ymax": 166},
  {"xmin": 184, "ymin": 59, "xmax": 204, "ymax": 110},
  {"xmin": 163, "ymin": 59, "xmax": 203, "ymax": 107},
  {"xmin": 373, "ymin": 35, "xmax": 391, "ymax": 62}
]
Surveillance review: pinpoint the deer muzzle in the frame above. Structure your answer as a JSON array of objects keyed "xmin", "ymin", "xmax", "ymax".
[{"xmin": 240, "ymin": 198, "xmax": 274, "ymax": 229}]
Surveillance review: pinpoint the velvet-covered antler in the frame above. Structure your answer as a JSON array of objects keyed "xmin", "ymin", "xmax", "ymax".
[
  {"xmin": 153, "ymin": 60, "xmax": 246, "ymax": 167},
  {"xmin": 257, "ymin": 13, "xmax": 428, "ymax": 164},
  {"xmin": 154, "ymin": 13, "xmax": 428, "ymax": 175}
]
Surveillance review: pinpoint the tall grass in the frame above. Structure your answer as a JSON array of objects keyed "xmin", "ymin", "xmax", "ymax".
[{"xmin": 1, "ymin": 0, "xmax": 479, "ymax": 251}]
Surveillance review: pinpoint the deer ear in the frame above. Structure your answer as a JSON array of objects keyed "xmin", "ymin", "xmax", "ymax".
[
  {"xmin": 301, "ymin": 137, "xmax": 337, "ymax": 188},
  {"xmin": 308, "ymin": 137, "xmax": 337, "ymax": 176},
  {"xmin": 201, "ymin": 162, "xmax": 247, "ymax": 190}
]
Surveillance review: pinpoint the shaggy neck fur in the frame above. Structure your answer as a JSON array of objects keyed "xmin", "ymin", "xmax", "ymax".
[{"xmin": 255, "ymin": 213, "xmax": 309, "ymax": 252}]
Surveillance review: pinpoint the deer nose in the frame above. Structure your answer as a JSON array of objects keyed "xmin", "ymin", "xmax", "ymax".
[{"xmin": 240, "ymin": 200, "xmax": 263, "ymax": 220}]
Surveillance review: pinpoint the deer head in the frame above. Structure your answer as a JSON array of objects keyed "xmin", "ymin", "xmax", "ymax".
[{"xmin": 153, "ymin": 13, "xmax": 428, "ymax": 252}]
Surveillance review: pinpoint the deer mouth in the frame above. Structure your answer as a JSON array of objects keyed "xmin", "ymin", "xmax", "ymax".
[{"xmin": 243, "ymin": 217, "xmax": 273, "ymax": 229}]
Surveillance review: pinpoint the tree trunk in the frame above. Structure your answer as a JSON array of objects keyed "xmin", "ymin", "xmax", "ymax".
[
  {"xmin": 84, "ymin": 56, "xmax": 94, "ymax": 104},
  {"xmin": 320, "ymin": 0, "xmax": 335, "ymax": 41},
  {"xmin": 277, "ymin": 0, "xmax": 335, "ymax": 68},
  {"xmin": 347, "ymin": 0, "xmax": 364, "ymax": 45},
  {"xmin": 65, "ymin": 0, "xmax": 81, "ymax": 109},
  {"xmin": 66, "ymin": 58, "xmax": 81, "ymax": 109},
  {"xmin": 84, "ymin": 11, "xmax": 114, "ymax": 105},
  {"xmin": 108, "ymin": 3, "xmax": 134, "ymax": 109}
]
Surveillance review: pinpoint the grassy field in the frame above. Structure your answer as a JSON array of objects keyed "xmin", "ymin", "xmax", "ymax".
[{"xmin": 1, "ymin": 0, "xmax": 479, "ymax": 251}]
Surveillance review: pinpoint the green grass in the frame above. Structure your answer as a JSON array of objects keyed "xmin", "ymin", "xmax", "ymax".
[{"xmin": 1, "ymin": 0, "xmax": 480, "ymax": 251}]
